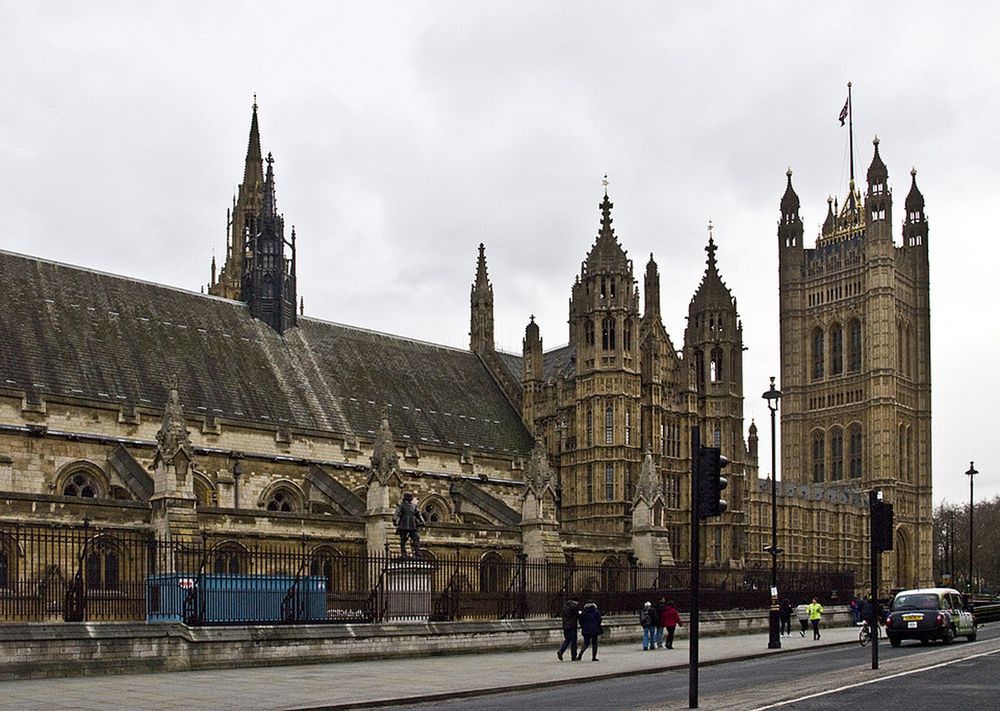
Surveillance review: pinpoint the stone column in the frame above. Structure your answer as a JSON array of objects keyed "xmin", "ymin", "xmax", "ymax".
[
  {"xmin": 149, "ymin": 383, "xmax": 199, "ymax": 542},
  {"xmin": 365, "ymin": 410, "xmax": 403, "ymax": 559}
]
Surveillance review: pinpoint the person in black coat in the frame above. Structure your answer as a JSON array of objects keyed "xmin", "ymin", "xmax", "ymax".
[
  {"xmin": 779, "ymin": 599, "xmax": 793, "ymax": 636},
  {"xmin": 557, "ymin": 598, "xmax": 580, "ymax": 661},
  {"xmin": 578, "ymin": 602, "xmax": 603, "ymax": 661}
]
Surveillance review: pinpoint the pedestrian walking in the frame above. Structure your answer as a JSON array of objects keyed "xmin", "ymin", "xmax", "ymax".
[
  {"xmin": 852, "ymin": 597, "xmax": 865, "ymax": 625},
  {"xmin": 639, "ymin": 601, "xmax": 656, "ymax": 650},
  {"xmin": 660, "ymin": 599, "xmax": 682, "ymax": 649},
  {"xmin": 795, "ymin": 602, "xmax": 809, "ymax": 637},
  {"xmin": 392, "ymin": 492, "xmax": 424, "ymax": 558},
  {"xmin": 806, "ymin": 597, "xmax": 824, "ymax": 640},
  {"xmin": 779, "ymin": 598, "xmax": 792, "ymax": 636},
  {"xmin": 579, "ymin": 601, "xmax": 603, "ymax": 661},
  {"xmin": 653, "ymin": 597, "xmax": 666, "ymax": 648},
  {"xmin": 557, "ymin": 598, "xmax": 580, "ymax": 661}
]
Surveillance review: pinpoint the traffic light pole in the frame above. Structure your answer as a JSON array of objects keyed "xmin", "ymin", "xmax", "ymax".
[
  {"xmin": 689, "ymin": 425, "xmax": 700, "ymax": 709},
  {"xmin": 869, "ymin": 489, "xmax": 880, "ymax": 670}
]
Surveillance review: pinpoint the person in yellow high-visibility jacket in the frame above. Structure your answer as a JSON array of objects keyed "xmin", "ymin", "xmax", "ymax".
[{"xmin": 806, "ymin": 597, "xmax": 824, "ymax": 640}]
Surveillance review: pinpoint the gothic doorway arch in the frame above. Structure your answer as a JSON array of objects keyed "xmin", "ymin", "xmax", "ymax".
[{"xmin": 894, "ymin": 527, "xmax": 914, "ymax": 590}]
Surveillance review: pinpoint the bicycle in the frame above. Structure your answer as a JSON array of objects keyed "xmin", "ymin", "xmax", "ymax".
[{"xmin": 859, "ymin": 620, "xmax": 881, "ymax": 646}]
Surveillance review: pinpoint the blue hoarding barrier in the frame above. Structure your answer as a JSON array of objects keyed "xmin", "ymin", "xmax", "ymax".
[{"xmin": 147, "ymin": 573, "xmax": 327, "ymax": 624}]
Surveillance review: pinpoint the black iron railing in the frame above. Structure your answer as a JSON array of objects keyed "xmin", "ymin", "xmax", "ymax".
[{"xmin": 0, "ymin": 522, "xmax": 855, "ymax": 626}]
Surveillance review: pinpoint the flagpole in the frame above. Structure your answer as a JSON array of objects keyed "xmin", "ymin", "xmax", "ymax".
[{"xmin": 848, "ymin": 81, "xmax": 854, "ymax": 185}]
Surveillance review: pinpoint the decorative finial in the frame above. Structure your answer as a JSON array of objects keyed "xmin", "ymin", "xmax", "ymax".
[
  {"xmin": 911, "ymin": 167, "xmax": 917, "ymax": 178},
  {"xmin": 847, "ymin": 81, "xmax": 852, "ymax": 88},
  {"xmin": 266, "ymin": 152, "xmax": 274, "ymax": 166},
  {"xmin": 253, "ymin": 93, "xmax": 257, "ymax": 110},
  {"xmin": 873, "ymin": 135, "xmax": 880, "ymax": 147},
  {"xmin": 529, "ymin": 314, "xmax": 535, "ymax": 323},
  {"xmin": 707, "ymin": 220, "xmax": 713, "ymax": 238},
  {"xmin": 602, "ymin": 174, "xmax": 609, "ymax": 196},
  {"xmin": 786, "ymin": 167, "xmax": 792, "ymax": 178}
]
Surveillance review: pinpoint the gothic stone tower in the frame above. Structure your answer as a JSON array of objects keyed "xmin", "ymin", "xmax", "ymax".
[
  {"xmin": 684, "ymin": 234, "xmax": 750, "ymax": 564},
  {"xmin": 560, "ymin": 189, "xmax": 644, "ymax": 532},
  {"xmin": 777, "ymin": 139, "xmax": 932, "ymax": 590},
  {"xmin": 209, "ymin": 100, "xmax": 298, "ymax": 334}
]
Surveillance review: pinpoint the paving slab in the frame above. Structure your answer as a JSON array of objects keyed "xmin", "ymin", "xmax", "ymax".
[{"xmin": 0, "ymin": 626, "xmax": 859, "ymax": 710}]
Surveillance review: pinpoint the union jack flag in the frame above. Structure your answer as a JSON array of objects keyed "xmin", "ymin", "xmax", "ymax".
[{"xmin": 839, "ymin": 97, "xmax": 849, "ymax": 126}]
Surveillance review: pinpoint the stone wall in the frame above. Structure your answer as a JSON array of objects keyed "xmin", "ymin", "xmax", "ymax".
[{"xmin": 0, "ymin": 606, "xmax": 850, "ymax": 680}]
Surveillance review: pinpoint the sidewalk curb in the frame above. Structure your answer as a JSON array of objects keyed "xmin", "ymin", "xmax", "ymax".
[{"xmin": 291, "ymin": 638, "xmax": 857, "ymax": 710}]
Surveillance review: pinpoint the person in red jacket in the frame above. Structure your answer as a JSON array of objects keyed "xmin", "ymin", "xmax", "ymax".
[{"xmin": 660, "ymin": 600, "xmax": 683, "ymax": 649}]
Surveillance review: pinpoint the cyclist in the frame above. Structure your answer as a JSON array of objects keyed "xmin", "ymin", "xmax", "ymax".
[{"xmin": 859, "ymin": 597, "xmax": 880, "ymax": 645}]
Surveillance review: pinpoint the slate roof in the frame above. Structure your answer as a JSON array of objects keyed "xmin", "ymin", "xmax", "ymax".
[
  {"xmin": 0, "ymin": 250, "xmax": 534, "ymax": 459},
  {"xmin": 495, "ymin": 344, "xmax": 576, "ymax": 384}
]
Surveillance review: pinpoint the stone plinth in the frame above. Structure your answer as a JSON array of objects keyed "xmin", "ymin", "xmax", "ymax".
[{"xmin": 381, "ymin": 559, "xmax": 433, "ymax": 621}]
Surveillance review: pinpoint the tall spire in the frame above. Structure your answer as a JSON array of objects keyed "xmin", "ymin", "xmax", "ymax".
[
  {"xmin": 210, "ymin": 98, "xmax": 267, "ymax": 301},
  {"xmin": 244, "ymin": 95, "xmax": 264, "ymax": 188},
  {"xmin": 583, "ymin": 176, "xmax": 629, "ymax": 273},
  {"xmin": 470, "ymin": 242, "xmax": 495, "ymax": 353},
  {"xmin": 705, "ymin": 222, "xmax": 718, "ymax": 273},
  {"xmin": 643, "ymin": 253, "xmax": 661, "ymax": 322}
]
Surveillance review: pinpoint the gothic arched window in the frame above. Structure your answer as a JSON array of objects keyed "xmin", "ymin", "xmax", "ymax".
[
  {"xmin": 849, "ymin": 424, "xmax": 863, "ymax": 479},
  {"xmin": 85, "ymin": 536, "xmax": 120, "ymax": 591},
  {"xmin": 623, "ymin": 320, "xmax": 632, "ymax": 351},
  {"xmin": 600, "ymin": 556, "xmax": 623, "ymax": 592},
  {"xmin": 812, "ymin": 431, "xmax": 825, "ymax": 483},
  {"xmin": 601, "ymin": 317, "xmax": 616, "ymax": 350},
  {"xmin": 213, "ymin": 542, "xmax": 248, "ymax": 575},
  {"xmin": 811, "ymin": 328, "xmax": 825, "ymax": 380},
  {"xmin": 906, "ymin": 426, "xmax": 914, "ymax": 483},
  {"xmin": 830, "ymin": 427, "xmax": 844, "ymax": 481},
  {"xmin": 604, "ymin": 405, "xmax": 614, "ymax": 445},
  {"xmin": 897, "ymin": 425, "xmax": 906, "ymax": 482},
  {"xmin": 63, "ymin": 472, "xmax": 99, "ymax": 498},
  {"xmin": 710, "ymin": 347, "xmax": 724, "ymax": 382},
  {"xmin": 604, "ymin": 463, "xmax": 614, "ymax": 501},
  {"xmin": 310, "ymin": 546, "xmax": 342, "ymax": 591},
  {"xmin": 848, "ymin": 319, "xmax": 862, "ymax": 372},
  {"xmin": 479, "ymin": 552, "xmax": 505, "ymax": 593},
  {"xmin": 584, "ymin": 319, "xmax": 595, "ymax": 346},
  {"xmin": 265, "ymin": 486, "xmax": 301, "ymax": 513},
  {"xmin": 905, "ymin": 324, "xmax": 913, "ymax": 377},
  {"xmin": 830, "ymin": 323, "xmax": 844, "ymax": 376}
]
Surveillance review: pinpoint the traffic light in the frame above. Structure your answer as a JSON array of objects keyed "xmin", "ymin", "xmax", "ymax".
[
  {"xmin": 872, "ymin": 499, "xmax": 894, "ymax": 552},
  {"xmin": 697, "ymin": 445, "xmax": 729, "ymax": 518}
]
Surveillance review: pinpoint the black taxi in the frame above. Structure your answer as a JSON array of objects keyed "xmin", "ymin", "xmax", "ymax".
[{"xmin": 884, "ymin": 587, "xmax": 977, "ymax": 647}]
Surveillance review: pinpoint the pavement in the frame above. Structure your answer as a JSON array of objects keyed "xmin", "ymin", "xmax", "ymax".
[{"xmin": 0, "ymin": 625, "xmax": 860, "ymax": 710}]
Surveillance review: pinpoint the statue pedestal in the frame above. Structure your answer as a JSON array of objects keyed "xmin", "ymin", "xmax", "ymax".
[{"xmin": 381, "ymin": 559, "xmax": 433, "ymax": 622}]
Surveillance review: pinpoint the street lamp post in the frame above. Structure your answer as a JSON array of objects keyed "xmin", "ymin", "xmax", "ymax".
[
  {"xmin": 762, "ymin": 377, "xmax": 782, "ymax": 649},
  {"xmin": 967, "ymin": 462, "xmax": 977, "ymax": 594}
]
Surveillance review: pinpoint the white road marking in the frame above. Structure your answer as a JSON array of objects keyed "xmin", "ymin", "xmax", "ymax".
[{"xmin": 748, "ymin": 647, "xmax": 1000, "ymax": 710}]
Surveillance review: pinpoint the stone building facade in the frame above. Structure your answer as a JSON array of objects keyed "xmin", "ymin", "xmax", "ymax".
[
  {"xmin": 0, "ymin": 103, "xmax": 931, "ymax": 597},
  {"xmin": 769, "ymin": 138, "xmax": 933, "ymax": 590}
]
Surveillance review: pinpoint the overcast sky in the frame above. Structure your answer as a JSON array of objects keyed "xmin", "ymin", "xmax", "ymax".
[{"xmin": 2, "ymin": 2, "xmax": 997, "ymax": 507}]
